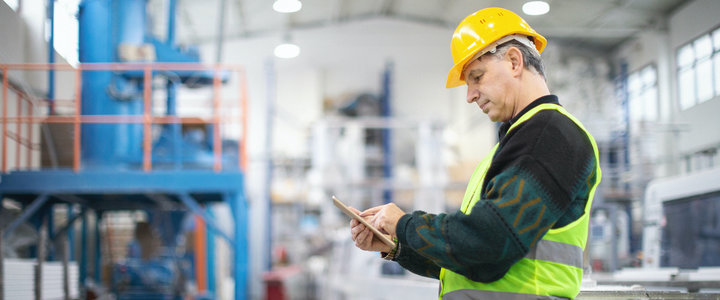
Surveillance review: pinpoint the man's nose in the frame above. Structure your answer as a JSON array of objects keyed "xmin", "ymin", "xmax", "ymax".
[{"xmin": 466, "ymin": 88, "xmax": 479, "ymax": 103}]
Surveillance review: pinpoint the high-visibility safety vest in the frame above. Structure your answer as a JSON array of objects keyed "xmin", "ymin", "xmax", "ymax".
[{"xmin": 439, "ymin": 103, "xmax": 602, "ymax": 300}]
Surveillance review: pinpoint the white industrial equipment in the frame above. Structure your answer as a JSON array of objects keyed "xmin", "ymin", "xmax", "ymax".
[{"xmin": 642, "ymin": 166, "xmax": 720, "ymax": 269}]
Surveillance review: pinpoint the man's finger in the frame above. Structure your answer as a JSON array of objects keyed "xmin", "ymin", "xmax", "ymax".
[
  {"xmin": 350, "ymin": 218, "xmax": 360, "ymax": 227},
  {"xmin": 360, "ymin": 206, "xmax": 383, "ymax": 216},
  {"xmin": 369, "ymin": 212, "xmax": 383, "ymax": 229},
  {"xmin": 358, "ymin": 228, "xmax": 371, "ymax": 248}
]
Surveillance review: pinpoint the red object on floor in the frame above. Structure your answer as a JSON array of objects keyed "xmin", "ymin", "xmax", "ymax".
[{"xmin": 263, "ymin": 265, "xmax": 302, "ymax": 300}]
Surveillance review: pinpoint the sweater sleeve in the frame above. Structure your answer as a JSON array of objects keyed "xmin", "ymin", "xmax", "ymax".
[
  {"xmin": 393, "ymin": 222, "xmax": 441, "ymax": 279},
  {"xmin": 394, "ymin": 111, "xmax": 597, "ymax": 282}
]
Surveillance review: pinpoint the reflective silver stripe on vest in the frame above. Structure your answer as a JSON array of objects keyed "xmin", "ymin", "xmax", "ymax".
[
  {"xmin": 444, "ymin": 289, "xmax": 570, "ymax": 300},
  {"xmin": 525, "ymin": 239, "xmax": 583, "ymax": 269}
]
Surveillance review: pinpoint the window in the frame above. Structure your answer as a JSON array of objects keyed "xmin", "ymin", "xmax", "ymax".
[
  {"xmin": 685, "ymin": 147, "xmax": 718, "ymax": 173},
  {"xmin": 628, "ymin": 65, "xmax": 658, "ymax": 122},
  {"xmin": 676, "ymin": 27, "xmax": 720, "ymax": 110},
  {"xmin": 45, "ymin": 0, "xmax": 80, "ymax": 66},
  {"xmin": 3, "ymin": 0, "xmax": 19, "ymax": 11}
]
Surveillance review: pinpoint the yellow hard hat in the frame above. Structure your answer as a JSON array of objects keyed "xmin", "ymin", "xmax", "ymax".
[{"xmin": 446, "ymin": 7, "xmax": 547, "ymax": 88}]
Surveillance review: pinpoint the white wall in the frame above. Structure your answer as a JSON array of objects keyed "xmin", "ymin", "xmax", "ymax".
[
  {"xmin": 1, "ymin": 1, "xmax": 33, "ymax": 171},
  {"xmin": 0, "ymin": 0, "xmax": 76, "ymax": 172},
  {"xmin": 205, "ymin": 18, "xmax": 470, "ymax": 160},
  {"xmin": 613, "ymin": 0, "xmax": 720, "ymax": 178},
  {"xmin": 543, "ymin": 43, "xmax": 617, "ymax": 143},
  {"xmin": 615, "ymin": 0, "xmax": 720, "ymax": 177},
  {"xmin": 1, "ymin": 1, "xmax": 27, "ymax": 76}
]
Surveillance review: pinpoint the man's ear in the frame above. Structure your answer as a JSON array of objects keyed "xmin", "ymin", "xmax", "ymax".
[{"xmin": 506, "ymin": 47, "xmax": 524, "ymax": 77}]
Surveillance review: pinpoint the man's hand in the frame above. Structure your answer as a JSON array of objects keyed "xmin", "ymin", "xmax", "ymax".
[
  {"xmin": 361, "ymin": 203, "xmax": 405, "ymax": 237},
  {"xmin": 349, "ymin": 207, "xmax": 393, "ymax": 253}
]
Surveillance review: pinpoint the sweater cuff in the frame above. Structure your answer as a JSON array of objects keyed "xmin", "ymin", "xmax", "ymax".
[{"xmin": 395, "ymin": 213, "xmax": 412, "ymax": 245}]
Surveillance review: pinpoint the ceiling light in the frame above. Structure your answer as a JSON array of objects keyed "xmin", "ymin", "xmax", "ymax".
[
  {"xmin": 273, "ymin": 0, "xmax": 302, "ymax": 13},
  {"xmin": 274, "ymin": 43, "xmax": 300, "ymax": 59},
  {"xmin": 522, "ymin": 1, "xmax": 550, "ymax": 16}
]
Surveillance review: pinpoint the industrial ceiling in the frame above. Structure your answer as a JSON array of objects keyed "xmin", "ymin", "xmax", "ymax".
[{"xmin": 167, "ymin": 0, "xmax": 690, "ymax": 51}]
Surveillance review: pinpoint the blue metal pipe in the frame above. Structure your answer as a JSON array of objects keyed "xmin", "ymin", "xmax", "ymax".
[
  {"xmin": 79, "ymin": 0, "xmax": 120, "ymax": 168},
  {"xmin": 167, "ymin": 0, "xmax": 177, "ymax": 45},
  {"xmin": 94, "ymin": 211, "xmax": 101, "ymax": 282},
  {"xmin": 79, "ymin": 0, "xmax": 145, "ymax": 168},
  {"xmin": 48, "ymin": 0, "xmax": 55, "ymax": 115},
  {"xmin": 164, "ymin": 0, "xmax": 200, "ymax": 167},
  {"xmin": 116, "ymin": 0, "xmax": 146, "ymax": 45},
  {"xmin": 52, "ymin": 211, "xmax": 82, "ymax": 243},
  {"xmin": 381, "ymin": 62, "xmax": 393, "ymax": 204},
  {"xmin": 47, "ymin": 205, "xmax": 55, "ymax": 261},
  {"xmin": 80, "ymin": 207, "xmax": 88, "ymax": 292},
  {"xmin": 67, "ymin": 204, "xmax": 75, "ymax": 261},
  {"xmin": 228, "ymin": 191, "xmax": 248, "ymax": 300},
  {"xmin": 206, "ymin": 206, "xmax": 216, "ymax": 297},
  {"xmin": 167, "ymin": 80, "xmax": 182, "ymax": 169}
]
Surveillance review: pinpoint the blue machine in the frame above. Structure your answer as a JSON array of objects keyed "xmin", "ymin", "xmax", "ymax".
[{"xmin": 0, "ymin": 0, "xmax": 247, "ymax": 299}]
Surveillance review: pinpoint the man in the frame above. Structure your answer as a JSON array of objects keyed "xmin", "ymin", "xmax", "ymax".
[{"xmin": 349, "ymin": 7, "xmax": 602, "ymax": 300}]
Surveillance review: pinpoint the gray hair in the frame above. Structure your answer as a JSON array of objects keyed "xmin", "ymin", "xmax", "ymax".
[{"xmin": 486, "ymin": 40, "xmax": 546, "ymax": 78}]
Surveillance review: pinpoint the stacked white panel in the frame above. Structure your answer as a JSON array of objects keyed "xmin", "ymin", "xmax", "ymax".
[{"xmin": 3, "ymin": 259, "xmax": 79, "ymax": 300}]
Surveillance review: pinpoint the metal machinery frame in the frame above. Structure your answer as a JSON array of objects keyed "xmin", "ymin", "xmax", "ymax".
[
  {"xmin": 0, "ymin": 61, "xmax": 250, "ymax": 299},
  {"xmin": 1, "ymin": 0, "xmax": 252, "ymax": 299}
]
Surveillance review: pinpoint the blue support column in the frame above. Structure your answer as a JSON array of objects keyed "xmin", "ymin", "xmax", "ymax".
[
  {"xmin": 0, "ymin": 193, "xmax": 4, "ymax": 300},
  {"xmin": 80, "ymin": 207, "xmax": 88, "ymax": 292},
  {"xmin": 228, "ymin": 190, "xmax": 248, "ymax": 300},
  {"xmin": 48, "ymin": 0, "xmax": 55, "ymax": 114},
  {"xmin": 67, "ymin": 204, "xmax": 75, "ymax": 261},
  {"xmin": 178, "ymin": 193, "xmax": 234, "ymax": 245},
  {"xmin": 48, "ymin": 204, "xmax": 55, "ymax": 261},
  {"xmin": 167, "ymin": 80, "xmax": 182, "ymax": 169},
  {"xmin": 167, "ymin": 0, "xmax": 177, "ymax": 45},
  {"xmin": 206, "ymin": 206, "xmax": 216, "ymax": 297},
  {"xmin": 52, "ymin": 213, "xmax": 82, "ymax": 243},
  {"xmin": 80, "ymin": 0, "xmax": 144, "ymax": 167},
  {"xmin": 94, "ymin": 211, "xmax": 102, "ymax": 283},
  {"xmin": 381, "ymin": 62, "xmax": 394, "ymax": 204}
]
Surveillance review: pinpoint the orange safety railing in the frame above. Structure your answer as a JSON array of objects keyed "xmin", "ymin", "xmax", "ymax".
[{"xmin": 0, "ymin": 63, "xmax": 248, "ymax": 173}]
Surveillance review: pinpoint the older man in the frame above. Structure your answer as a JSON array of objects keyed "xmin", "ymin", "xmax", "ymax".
[{"xmin": 350, "ymin": 7, "xmax": 602, "ymax": 300}]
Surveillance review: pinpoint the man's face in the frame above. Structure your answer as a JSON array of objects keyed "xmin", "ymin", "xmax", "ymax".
[{"xmin": 463, "ymin": 54, "xmax": 516, "ymax": 122}]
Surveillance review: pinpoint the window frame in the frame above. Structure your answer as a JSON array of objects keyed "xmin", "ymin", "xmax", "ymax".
[
  {"xmin": 627, "ymin": 64, "xmax": 659, "ymax": 124},
  {"xmin": 675, "ymin": 25, "xmax": 720, "ymax": 111}
]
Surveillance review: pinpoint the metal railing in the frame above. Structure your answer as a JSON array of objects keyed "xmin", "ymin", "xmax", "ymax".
[{"xmin": 1, "ymin": 63, "xmax": 248, "ymax": 173}]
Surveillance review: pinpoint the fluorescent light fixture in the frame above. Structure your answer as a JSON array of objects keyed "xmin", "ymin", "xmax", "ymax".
[
  {"xmin": 274, "ymin": 43, "xmax": 300, "ymax": 58},
  {"xmin": 273, "ymin": 0, "xmax": 302, "ymax": 13},
  {"xmin": 522, "ymin": 1, "xmax": 550, "ymax": 16}
]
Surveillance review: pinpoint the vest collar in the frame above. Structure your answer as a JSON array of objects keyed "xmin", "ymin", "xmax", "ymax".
[{"xmin": 498, "ymin": 95, "xmax": 560, "ymax": 140}]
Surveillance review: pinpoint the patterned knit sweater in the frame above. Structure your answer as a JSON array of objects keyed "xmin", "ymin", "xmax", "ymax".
[{"xmin": 393, "ymin": 95, "xmax": 598, "ymax": 283}]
